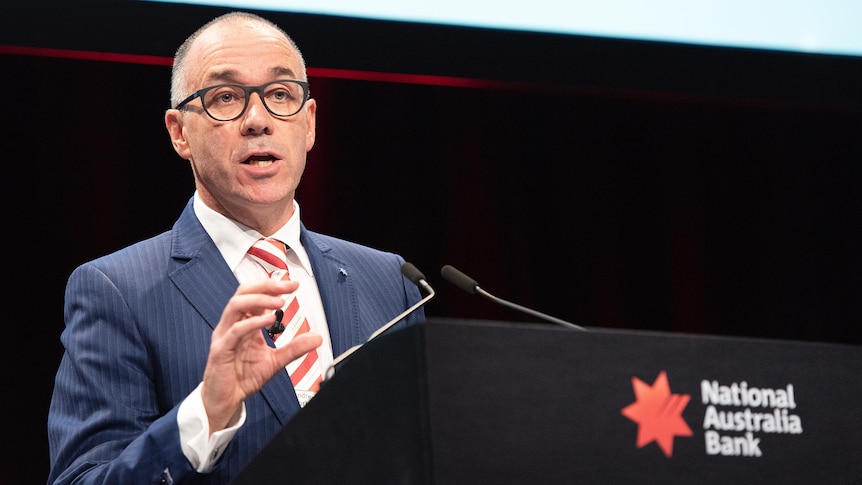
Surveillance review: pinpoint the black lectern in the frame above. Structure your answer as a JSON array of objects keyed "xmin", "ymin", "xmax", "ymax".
[{"xmin": 232, "ymin": 318, "xmax": 861, "ymax": 484}]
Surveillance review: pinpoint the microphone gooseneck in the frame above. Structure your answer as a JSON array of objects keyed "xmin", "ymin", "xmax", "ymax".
[
  {"xmin": 440, "ymin": 264, "xmax": 588, "ymax": 332},
  {"xmin": 324, "ymin": 262, "xmax": 436, "ymax": 381}
]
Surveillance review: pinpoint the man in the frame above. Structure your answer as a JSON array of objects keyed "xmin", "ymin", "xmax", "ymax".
[{"xmin": 47, "ymin": 12, "xmax": 424, "ymax": 485}]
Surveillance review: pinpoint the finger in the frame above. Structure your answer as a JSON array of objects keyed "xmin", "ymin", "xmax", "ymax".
[
  {"xmin": 222, "ymin": 293, "xmax": 286, "ymax": 326},
  {"xmin": 213, "ymin": 281, "xmax": 302, "ymax": 340},
  {"xmin": 208, "ymin": 314, "xmax": 271, "ymax": 352},
  {"xmin": 229, "ymin": 313, "xmax": 279, "ymax": 336},
  {"xmin": 273, "ymin": 332, "xmax": 323, "ymax": 366},
  {"xmin": 235, "ymin": 278, "xmax": 299, "ymax": 297},
  {"xmin": 223, "ymin": 280, "xmax": 300, "ymax": 320}
]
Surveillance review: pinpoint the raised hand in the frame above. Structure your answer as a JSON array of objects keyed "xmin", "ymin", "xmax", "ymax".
[{"xmin": 201, "ymin": 278, "xmax": 322, "ymax": 433}]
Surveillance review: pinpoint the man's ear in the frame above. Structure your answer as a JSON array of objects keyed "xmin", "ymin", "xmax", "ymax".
[
  {"xmin": 304, "ymin": 98, "xmax": 317, "ymax": 152},
  {"xmin": 165, "ymin": 109, "xmax": 191, "ymax": 160}
]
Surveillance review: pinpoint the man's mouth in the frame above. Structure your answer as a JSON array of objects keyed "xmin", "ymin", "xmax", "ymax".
[{"xmin": 244, "ymin": 155, "xmax": 276, "ymax": 167}]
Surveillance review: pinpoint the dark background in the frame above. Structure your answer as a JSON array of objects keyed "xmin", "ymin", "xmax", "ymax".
[{"xmin": 3, "ymin": 1, "xmax": 861, "ymax": 483}]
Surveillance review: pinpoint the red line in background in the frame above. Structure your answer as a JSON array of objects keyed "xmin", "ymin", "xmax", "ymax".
[
  {"xmin": 1, "ymin": 45, "xmax": 174, "ymax": 66},
  {"xmin": 4, "ymin": 43, "xmax": 813, "ymax": 110},
  {"xmin": 0, "ymin": 44, "xmax": 516, "ymax": 90},
  {"xmin": 307, "ymin": 66, "xmax": 515, "ymax": 90}
]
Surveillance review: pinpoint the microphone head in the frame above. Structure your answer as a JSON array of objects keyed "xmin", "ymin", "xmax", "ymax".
[
  {"xmin": 400, "ymin": 262, "xmax": 427, "ymax": 285},
  {"xmin": 268, "ymin": 309, "xmax": 286, "ymax": 338},
  {"xmin": 440, "ymin": 265, "xmax": 479, "ymax": 294}
]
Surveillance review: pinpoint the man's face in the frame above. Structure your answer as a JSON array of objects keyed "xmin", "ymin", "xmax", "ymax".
[{"xmin": 166, "ymin": 21, "xmax": 316, "ymax": 224}]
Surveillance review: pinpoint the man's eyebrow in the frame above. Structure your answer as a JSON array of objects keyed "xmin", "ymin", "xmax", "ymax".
[
  {"xmin": 205, "ymin": 70, "xmax": 240, "ymax": 84},
  {"xmin": 271, "ymin": 67, "xmax": 298, "ymax": 79}
]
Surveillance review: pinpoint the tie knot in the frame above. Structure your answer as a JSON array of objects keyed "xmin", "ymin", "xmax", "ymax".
[{"xmin": 247, "ymin": 238, "xmax": 289, "ymax": 274}]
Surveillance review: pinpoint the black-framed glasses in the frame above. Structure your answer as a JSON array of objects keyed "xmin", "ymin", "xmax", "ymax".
[{"xmin": 174, "ymin": 79, "xmax": 310, "ymax": 121}]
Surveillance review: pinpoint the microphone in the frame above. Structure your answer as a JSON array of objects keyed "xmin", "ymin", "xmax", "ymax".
[
  {"xmin": 440, "ymin": 264, "xmax": 587, "ymax": 332},
  {"xmin": 267, "ymin": 309, "xmax": 285, "ymax": 340},
  {"xmin": 323, "ymin": 262, "xmax": 435, "ymax": 381}
]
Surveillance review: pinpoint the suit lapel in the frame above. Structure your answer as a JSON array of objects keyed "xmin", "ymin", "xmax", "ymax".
[{"xmin": 301, "ymin": 227, "xmax": 359, "ymax": 356}]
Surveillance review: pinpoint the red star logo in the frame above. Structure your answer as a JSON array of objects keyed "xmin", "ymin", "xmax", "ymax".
[{"xmin": 621, "ymin": 371, "xmax": 693, "ymax": 457}]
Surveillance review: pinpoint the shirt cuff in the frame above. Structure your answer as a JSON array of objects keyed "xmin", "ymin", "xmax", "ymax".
[{"xmin": 177, "ymin": 382, "xmax": 247, "ymax": 472}]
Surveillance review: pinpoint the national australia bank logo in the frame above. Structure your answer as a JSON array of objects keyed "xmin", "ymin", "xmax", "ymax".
[{"xmin": 621, "ymin": 371, "xmax": 693, "ymax": 457}]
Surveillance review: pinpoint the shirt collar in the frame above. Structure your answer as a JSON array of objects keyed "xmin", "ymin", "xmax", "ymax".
[{"xmin": 192, "ymin": 192, "xmax": 311, "ymax": 274}]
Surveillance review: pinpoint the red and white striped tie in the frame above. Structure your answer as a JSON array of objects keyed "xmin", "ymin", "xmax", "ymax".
[{"xmin": 247, "ymin": 238, "xmax": 322, "ymax": 392}]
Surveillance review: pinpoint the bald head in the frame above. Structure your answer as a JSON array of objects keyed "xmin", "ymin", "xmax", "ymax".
[{"xmin": 170, "ymin": 12, "xmax": 307, "ymax": 107}]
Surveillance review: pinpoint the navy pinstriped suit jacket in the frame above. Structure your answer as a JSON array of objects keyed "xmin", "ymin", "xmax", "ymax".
[{"xmin": 47, "ymin": 199, "xmax": 424, "ymax": 484}]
